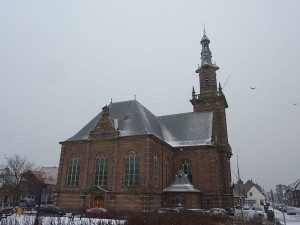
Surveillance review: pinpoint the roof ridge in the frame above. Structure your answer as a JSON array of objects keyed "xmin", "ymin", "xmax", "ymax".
[
  {"xmin": 158, "ymin": 111, "xmax": 211, "ymax": 118},
  {"xmin": 108, "ymin": 99, "xmax": 136, "ymax": 106},
  {"xmin": 134, "ymin": 100, "xmax": 151, "ymax": 134},
  {"xmin": 133, "ymin": 100, "xmax": 158, "ymax": 118}
]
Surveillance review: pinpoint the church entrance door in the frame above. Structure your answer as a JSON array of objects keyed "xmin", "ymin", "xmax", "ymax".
[{"xmin": 93, "ymin": 196, "xmax": 104, "ymax": 208}]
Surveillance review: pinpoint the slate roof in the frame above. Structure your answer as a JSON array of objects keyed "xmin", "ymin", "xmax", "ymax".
[
  {"xmin": 65, "ymin": 100, "xmax": 213, "ymax": 148},
  {"xmin": 163, "ymin": 170, "xmax": 201, "ymax": 193}
]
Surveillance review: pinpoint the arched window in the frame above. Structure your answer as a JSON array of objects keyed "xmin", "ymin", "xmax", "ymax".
[
  {"xmin": 151, "ymin": 155, "xmax": 159, "ymax": 186},
  {"xmin": 180, "ymin": 159, "xmax": 192, "ymax": 183},
  {"xmin": 124, "ymin": 152, "xmax": 139, "ymax": 186},
  {"xmin": 67, "ymin": 155, "xmax": 80, "ymax": 186},
  {"xmin": 94, "ymin": 154, "xmax": 108, "ymax": 186},
  {"xmin": 164, "ymin": 159, "xmax": 169, "ymax": 187}
]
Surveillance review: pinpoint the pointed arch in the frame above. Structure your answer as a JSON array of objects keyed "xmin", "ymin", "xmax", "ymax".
[
  {"xmin": 124, "ymin": 151, "xmax": 139, "ymax": 186},
  {"xmin": 67, "ymin": 155, "xmax": 80, "ymax": 186},
  {"xmin": 180, "ymin": 159, "xmax": 192, "ymax": 183},
  {"xmin": 94, "ymin": 154, "xmax": 108, "ymax": 186}
]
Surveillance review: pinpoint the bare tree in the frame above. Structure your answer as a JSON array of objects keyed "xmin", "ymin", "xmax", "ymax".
[
  {"xmin": 127, "ymin": 180, "xmax": 154, "ymax": 212},
  {"xmin": 0, "ymin": 154, "xmax": 33, "ymax": 206}
]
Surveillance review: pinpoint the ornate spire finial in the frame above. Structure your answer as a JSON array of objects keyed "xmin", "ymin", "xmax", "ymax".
[
  {"xmin": 218, "ymin": 82, "xmax": 222, "ymax": 92},
  {"xmin": 192, "ymin": 86, "xmax": 196, "ymax": 99},
  {"xmin": 203, "ymin": 22, "xmax": 206, "ymax": 35},
  {"xmin": 102, "ymin": 105, "xmax": 110, "ymax": 115}
]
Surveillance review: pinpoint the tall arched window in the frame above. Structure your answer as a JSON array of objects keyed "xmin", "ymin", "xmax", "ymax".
[
  {"xmin": 124, "ymin": 152, "xmax": 139, "ymax": 186},
  {"xmin": 181, "ymin": 159, "xmax": 192, "ymax": 183},
  {"xmin": 151, "ymin": 155, "xmax": 158, "ymax": 186},
  {"xmin": 164, "ymin": 159, "xmax": 169, "ymax": 188},
  {"xmin": 67, "ymin": 155, "xmax": 80, "ymax": 186},
  {"xmin": 94, "ymin": 154, "xmax": 108, "ymax": 186}
]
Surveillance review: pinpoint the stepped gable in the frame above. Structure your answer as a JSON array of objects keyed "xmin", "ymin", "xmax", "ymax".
[{"xmin": 65, "ymin": 100, "xmax": 213, "ymax": 147}]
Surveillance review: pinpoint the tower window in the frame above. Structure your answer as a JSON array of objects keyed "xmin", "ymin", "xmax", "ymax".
[
  {"xmin": 205, "ymin": 78, "xmax": 209, "ymax": 86},
  {"xmin": 180, "ymin": 159, "xmax": 192, "ymax": 183}
]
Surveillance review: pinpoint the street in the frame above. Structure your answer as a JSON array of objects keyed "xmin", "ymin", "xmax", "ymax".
[{"xmin": 274, "ymin": 208, "xmax": 300, "ymax": 225}]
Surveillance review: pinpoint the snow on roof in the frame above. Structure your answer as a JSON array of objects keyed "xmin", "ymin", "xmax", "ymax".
[
  {"xmin": 163, "ymin": 170, "xmax": 201, "ymax": 193},
  {"xmin": 234, "ymin": 180, "xmax": 265, "ymax": 196},
  {"xmin": 64, "ymin": 100, "xmax": 213, "ymax": 148}
]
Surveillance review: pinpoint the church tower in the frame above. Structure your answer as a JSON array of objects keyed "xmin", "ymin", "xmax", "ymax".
[
  {"xmin": 190, "ymin": 31, "xmax": 232, "ymax": 206},
  {"xmin": 190, "ymin": 30, "xmax": 228, "ymax": 112},
  {"xmin": 190, "ymin": 31, "xmax": 229, "ymax": 146}
]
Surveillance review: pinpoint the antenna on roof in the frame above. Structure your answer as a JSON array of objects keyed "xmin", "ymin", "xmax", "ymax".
[
  {"xmin": 223, "ymin": 75, "xmax": 231, "ymax": 90},
  {"xmin": 203, "ymin": 22, "xmax": 206, "ymax": 35},
  {"xmin": 110, "ymin": 98, "xmax": 112, "ymax": 104},
  {"xmin": 237, "ymin": 151, "xmax": 241, "ymax": 181},
  {"xmin": 134, "ymin": 95, "xmax": 136, "ymax": 100}
]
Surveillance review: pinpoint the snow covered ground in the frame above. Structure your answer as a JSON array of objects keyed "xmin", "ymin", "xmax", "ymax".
[
  {"xmin": 0, "ymin": 214, "xmax": 125, "ymax": 225},
  {"xmin": 2, "ymin": 208, "xmax": 300, "ymax": 225},
  {"xmin": 274, "ymin": 208, "xmax": 300, "ymax": 225}
]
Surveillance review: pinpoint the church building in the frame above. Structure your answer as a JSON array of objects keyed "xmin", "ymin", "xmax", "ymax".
[{"xmin": 55, "ymin": 32, "xmax": 233, "ymax": 212}]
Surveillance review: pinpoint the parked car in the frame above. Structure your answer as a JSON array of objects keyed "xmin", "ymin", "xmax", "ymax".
[
  {"xmin": 39, "ymin": 205, "xmax": 65, "ymax": 216},
  {"xmin": 186, "ymin": 208, "xmax": 205, "ymax": 215},
  {"xmin": 84, "ymin": 208, "xmax": 108, "ymax": 218},
  {"xmin": 158, "ymin": 208, "xmax": 172, "ymax": 214},
  {"xmin": 287, "ymin": 209, "xmax": 297, "ymax": 215},
  {"xmin": 0, "ymin": 207, "xmax": 15, "ymax": 218},
  {"xmin": 225, "ymin": 207, "xmax": 235, "ymax": 216},
  {"xmin": 278, "ymin": 205, "xmax": 287, "ymax": 213},
  {"xmin": 252, "ymin": 206, "xmax": 265, "ymax": 217},
  {"xmin": 208, "ymin": 208, "xmax": 228, "ymax": 217},
  {"xmin": 19, "ymin": 198, "xmax": 35, "ymax": 209},
  {"xmin": 243, "ymin": 205, "xmax": 251, "ymax": 210}
]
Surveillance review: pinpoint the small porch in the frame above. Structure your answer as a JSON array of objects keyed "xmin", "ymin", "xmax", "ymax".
[{"xmin": 163, "ymin": 170, "xmax": 203, "ymax": 209}]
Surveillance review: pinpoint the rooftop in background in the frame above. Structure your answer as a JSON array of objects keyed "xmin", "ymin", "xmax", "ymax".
[
  {"xmin": 234, "ymin": 179, "xmax": 265, "ymax": 196},
  {"xmin": 40, "ymin": 166, "xmax": 58, "ymax": 185}
]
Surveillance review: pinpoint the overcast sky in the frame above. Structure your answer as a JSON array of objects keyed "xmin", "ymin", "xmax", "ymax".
[{"xmin": 0, "ymin": 0, "xmax": 299, "ymax": 191}]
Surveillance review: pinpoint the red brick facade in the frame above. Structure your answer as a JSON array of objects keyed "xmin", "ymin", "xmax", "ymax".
[{"xmin": 55, "ymin": 34, "xmax": 233, "ymax": 212}]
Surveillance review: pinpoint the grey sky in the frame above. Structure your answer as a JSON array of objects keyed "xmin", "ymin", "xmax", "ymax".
[{"xmin": 0, "ymin": 0, "xmax": 299, "ymax": 191}]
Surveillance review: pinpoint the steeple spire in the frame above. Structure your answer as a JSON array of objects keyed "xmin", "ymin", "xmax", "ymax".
[
  {"xmin": 200, "ymin": 31, "xmax": 213, "ymax": 68},
  {"xmin": 191, "ymin": 29, "xmax": 228, "ymax": 109},
  {"xmin": 192, "ymin": 86, "xmax": 195, "ymax": 99}
]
